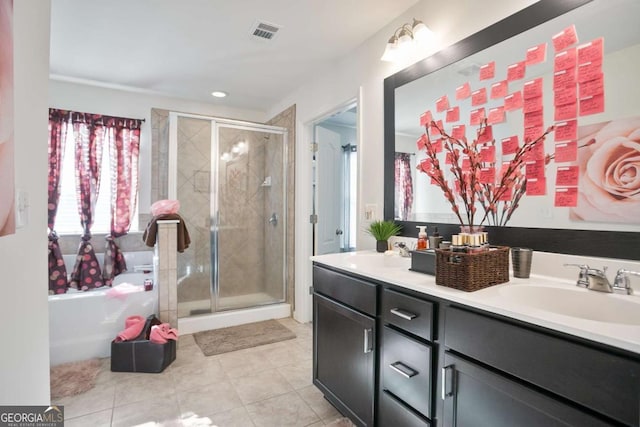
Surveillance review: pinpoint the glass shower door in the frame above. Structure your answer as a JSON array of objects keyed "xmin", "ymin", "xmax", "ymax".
[{"xmin": 213, "ymin": 123, "xmax": 287, "ymax": 311}]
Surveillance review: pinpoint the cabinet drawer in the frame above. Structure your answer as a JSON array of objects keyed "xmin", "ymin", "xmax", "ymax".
[
  {"xmin": 445, "ymin": 306, "xmax": 640, "ymax": 426},
  {"xmin": 379, "ymin": 390, "xmax": 430, "ymax": 427},
  {"xmin": 313, "ymin": 265, "xmax": 377, "ymax": 316},
  {"xmin": 381, "ymin": 326, "xmax": 432, "ymax": 419},
  {"xmin": 382, "ymin": 288, "xmax": 434, "ymax": 341}
]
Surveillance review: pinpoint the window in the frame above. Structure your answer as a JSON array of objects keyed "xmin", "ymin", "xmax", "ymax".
[{"xmin": 54, "ymin": 123, "xmax": 138, "ymax": 235}]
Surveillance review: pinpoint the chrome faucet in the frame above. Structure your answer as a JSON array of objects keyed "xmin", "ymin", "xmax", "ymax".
[
  {"xmin": 612, "ymin": 269, "xmax": 640, "ymax": 295},
  {"xmin": 564, "ymin": 264, "xmax": 612, "ymax": 293},
  {"xmin": 564, "ymin": 264, "xmax": 639, "ymax": 295}
]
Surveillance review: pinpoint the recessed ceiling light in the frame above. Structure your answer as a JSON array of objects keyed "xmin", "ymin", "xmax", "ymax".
[{"xmin": 211, "ymin": 91, "xmax": 227, "ymax": 98}]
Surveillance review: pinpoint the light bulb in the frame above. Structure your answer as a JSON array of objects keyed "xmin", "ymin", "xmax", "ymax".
[
  {"xmin": 381, "ymin": 36, "xmax": 398, "ymax": 62},
  {"xmin": 396, "ymin": 28, "xmax": 413, "ymax": 54},
  {"xmin": 412, "ymin": 19, "xmax": 432, "ymax": 44}
]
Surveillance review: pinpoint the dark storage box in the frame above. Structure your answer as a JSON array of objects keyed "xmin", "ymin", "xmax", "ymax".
[
  {"xmin": 410, "ymin": 249, "xmax": 436, "ymax": 275},
  {"xmin": 110, "ymin": 315, "xmax": 177, "ymax": 373}
]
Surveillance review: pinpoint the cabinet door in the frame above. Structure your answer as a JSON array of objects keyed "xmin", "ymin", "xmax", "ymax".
[
  {"xmin": 441, "ymin": 352, "xmax": 610, "ymax": 427},
  {"xmin": 314, "ymin": 293, "xmax": 375, "ymax": 427}
]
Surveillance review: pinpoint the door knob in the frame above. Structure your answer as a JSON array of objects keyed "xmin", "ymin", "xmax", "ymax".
[{"xmin": 335, "ymin": 229, "xmax": 343, "ymax": 235}]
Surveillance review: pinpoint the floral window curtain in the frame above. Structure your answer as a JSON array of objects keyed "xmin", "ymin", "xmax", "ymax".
[
  {"xmin": 69, "ymin": 114, "xmax": 105, "ymax": 290},
  {"xmin": 394, "ymin": 153, "xmax": 414, "ymax": 221},
  {"xmin": 47, "ymin": 109, "xmax": 69, "ymax": 294},
  {"xmin": 103, "ymin": 118, "xmax": 142, "ymax": 286}
]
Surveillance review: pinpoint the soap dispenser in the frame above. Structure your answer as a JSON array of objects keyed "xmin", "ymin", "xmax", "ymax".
[
  {"xmin": 416, "ymin": 225, "xmax": 428, "ymax": 250},
  {"xmin": 429, "ymin": 227, "xmax": 443, "ymax": 250}
]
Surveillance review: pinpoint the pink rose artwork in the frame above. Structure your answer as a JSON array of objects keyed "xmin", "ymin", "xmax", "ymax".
[
  {"xmin": 0, "ymin": 0, "xmax": 15, "ymax": 237},
  {"xmin": 570, "ymin": 116, "xmax": 640, "ymax": 224}
]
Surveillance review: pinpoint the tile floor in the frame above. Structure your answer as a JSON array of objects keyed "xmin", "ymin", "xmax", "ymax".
[{"xmin": 54, "ymin": 317, "xmax": 353, "ymax": 427}]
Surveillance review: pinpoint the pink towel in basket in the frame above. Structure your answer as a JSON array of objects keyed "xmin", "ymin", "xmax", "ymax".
[
  {"xmin": 114, "ymin": 315, "xmax": 146, "ymax": 342},
  {"xmin": 150, "ymin": 323, "xmax": 179, "ymax": 344}
]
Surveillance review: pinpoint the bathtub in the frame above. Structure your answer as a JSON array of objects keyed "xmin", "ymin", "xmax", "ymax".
[{"xmin": 49, "ymin": 251, "xmax": 157, "ymax": 365}]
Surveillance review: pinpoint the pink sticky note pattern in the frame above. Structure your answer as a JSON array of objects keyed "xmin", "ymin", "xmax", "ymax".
[
  {"xmin": 487, "ymin": 107, "xmax": 505, "ymax": 125},
  {"xmin": 526, "ymin": 178, "xmax": 547, "ymax": 196},
  {"xmin": 419, "ymin": 110, "xmax": 432, "ymax": 127},
  {"xmin": 554, "ymin": 120, "xmax": 577, "ymax": 142},
  {"xmin": 523, "ymin": 78, "xmax": 543, "ymax": 99},
  {"xmin": 577, "ymin": 38, "xmax": 603, "ymax": 65},
  {"xmin": 431, "ymin": 138, "xmax": 443, "ymax": 153},
  {"xmin": 554, "ymin": 187, "xmax": 578, "ymax": 207},
  {"xmin": 523, "ymin": 96, "xmax": 543, "ymax": 114},
  {"xmin": 479, "ymin": 167, "xmax": 496, "ymax": 184},
  {"xmin": 507, "ymin": 61, "xmax": 526, "ymax": 81},
  {"xmin": 524, "ymin": 111, "xmax": 544, "ymax": 129},
  {"xmin": 452, "ymin": 124, "xmax": 466, "ymax": 140},
  {"xmin": 579, "ymin": 74, "xmax": 604, "ymax": 99},
  {"xmin": 430, "ymin": 120, "xmax": 443, "ymax": 135},
  {"xmin": 579, "ymin": 94, "xmax": 604, "ymax": 116},
  {"xmin": 436, "ymin": 95, "xmax": 450, "ymax": 112},
  {"xmin": 501, "ymin": 136, "xmax": 519, "ymax": 156},
  {"xmin": 552, "ymin": 24, "xmax": 578, "ymax": 52},
  {"xmin": 556, "ymin": 165, "xmax": 579, "ymax": 187},
  {"xmin": 471, "ymin": 88, "xmax": 487, "ymax": 106},
  {"xmin": 555, "ymin": 102, "xmax": 577, "ymax": 121},
  {"xmin": 479, "ymin": 146, "xmax": 496, "ymax": 163},
  {"xmin": 490, "ymin": 80, "xmax": 508, "ymax": 99},
  {"xmin": 417, "ymin": 134, "xmax": 427, "ymax": 150},
  {"xmin": 525, "ymin": 160, "xmax": 546, "ymax": 180},
  {"xmin": 554, "ymin": 48, "xmax": 577, "ymax": 72},
  {"xmin": 456, "ymin": 83, "xmax": 472, "ymax": 100},
  {"xmin": 553, "ymin": 69, "xmax": 576, "ymax": 90},
  {"xmin": 554, "ymin": 141, "xmax": 578, "ymax": 163},
  {"xmin": 504, "ymin": 92, "xmax": 523, "ymax": 111},
  {"xmin": 446, "ymin": 106, "xmax": 460, "ymax": 123},
  {"xmin": 554, "ymin": 84, "xmax": 577, "ymax": 107},
  {"xmin": 577, "ymin": 61, "xmax": 602, "ymax": 83},
  {"xmin": 526, "ymin": 43, "xmax": 547, "ymax": 66},
  {"xmin": 479, "ymin": 62, "xmax": 495, "ymax": 80},
  {"xmin": 470, "ymin": 108, "xmax": 486, "ymax": 126}
]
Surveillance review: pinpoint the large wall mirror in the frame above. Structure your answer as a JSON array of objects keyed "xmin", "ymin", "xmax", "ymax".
[{"xmin": 384, "ymin": 0, "xmax": 640, "ymax": 260}]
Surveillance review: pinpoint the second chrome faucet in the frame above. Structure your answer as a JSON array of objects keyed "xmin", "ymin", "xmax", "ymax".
[{"xmin": 564, "ymin": 264, "xmax": 639, "ymax": 295}]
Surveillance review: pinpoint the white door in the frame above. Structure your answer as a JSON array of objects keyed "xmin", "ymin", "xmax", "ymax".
[{"xmin": 315, "ymin": 125, "xmax": 343, "ymax": 255}]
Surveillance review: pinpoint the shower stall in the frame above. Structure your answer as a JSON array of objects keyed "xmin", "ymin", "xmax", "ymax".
[{"xmin": 168, "ymin": 113, "xmax": 289, "ymax": 330}]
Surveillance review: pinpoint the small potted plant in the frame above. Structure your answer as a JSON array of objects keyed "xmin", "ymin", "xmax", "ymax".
[{"xmin": 366, "ymin": 220, "xmax": 402, "ymax": 253}]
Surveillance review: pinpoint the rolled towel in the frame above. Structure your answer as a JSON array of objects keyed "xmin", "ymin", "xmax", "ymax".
[
  {"xmin": 114, "ymin": 315, "xmax": 146, "ymax": 342},
  {"xmin": 150, "ymin": 323, "xmax": 179, "ymax": 344}
]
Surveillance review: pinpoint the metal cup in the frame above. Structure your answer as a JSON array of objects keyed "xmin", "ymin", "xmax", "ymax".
[{"xmin": 511, "ymin": 247, "xmax": 533, "ymax": 278}]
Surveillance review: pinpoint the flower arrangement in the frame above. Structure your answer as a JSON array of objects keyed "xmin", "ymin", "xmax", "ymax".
[{"xmin": 417, "ymin": 119, "xmax": 594, "ymax": 227}]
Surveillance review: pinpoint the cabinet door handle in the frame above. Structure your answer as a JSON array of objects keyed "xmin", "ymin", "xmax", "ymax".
[
  {"xmin": 442, "ymin": 365, "xmax": 455, "ymax": 400},
  {"xmin": 363, "ymin": 328, "xmax": 373, "ymax": 353},
  {"xmin": 389, "ymin": 361, "xmax": 418, "ymax": 378},
  {"xmin": 390, "ymin": 308, "xmax": 417, "ymax": 320}
]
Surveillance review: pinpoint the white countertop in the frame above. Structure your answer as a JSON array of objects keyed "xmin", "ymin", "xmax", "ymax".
[{"xmin": 311, "ymin": 251, "xmax": 640, "ymax": 355}]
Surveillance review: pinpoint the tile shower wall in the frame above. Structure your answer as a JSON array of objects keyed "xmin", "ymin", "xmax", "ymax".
[
  {"xmin": 150, "ymin": 106, "xmax": 296, "ymax": 313},
  {"xmin": 266, "ymin": 105, "xmax": 296, "ymax": 311}
]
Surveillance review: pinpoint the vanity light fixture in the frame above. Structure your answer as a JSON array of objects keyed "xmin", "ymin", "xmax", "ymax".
[
  {"xmin": 211, "ymin": 91, "xmax": 227, "ymax": 98},
  {"xmin": 381, "ymin": 18, "xmax": 433, "ymax": 62}
]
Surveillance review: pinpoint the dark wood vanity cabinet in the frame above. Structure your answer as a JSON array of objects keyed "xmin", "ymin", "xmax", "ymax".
[
  {"xmin": 443, "ymin": 306, "xmax": 640, "ymax": 427},
  {"xmin": 312, "ymin": 263, "xmax": 640, "ymax": 427},
  {"xmin": 313, "ymin": 265, "xmax": 377, "ymax": 427}
]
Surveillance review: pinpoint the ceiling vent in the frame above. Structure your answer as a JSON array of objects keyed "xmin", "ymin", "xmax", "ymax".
[{"xmin": 250, "ymin": 20, "xmax": 281, "ymax": 41}]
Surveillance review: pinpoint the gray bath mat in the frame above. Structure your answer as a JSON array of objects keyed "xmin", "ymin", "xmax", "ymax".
[{"xmin": 194, "ymin": 319, "xmax": 296, "ymax": 356}]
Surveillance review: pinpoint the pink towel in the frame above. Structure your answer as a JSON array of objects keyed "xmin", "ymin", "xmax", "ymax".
[
  {"xmin": 114, "ymin": 315, "xmax": 146, "ymax": 342},
  {"xmin": 150, "ymin": 323, "xmax": 179, "ymax": 344}
]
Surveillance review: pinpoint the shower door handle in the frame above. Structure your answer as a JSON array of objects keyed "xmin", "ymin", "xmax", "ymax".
[{"xmin": 268, "ymin": 213, "xmax": 278, "ymax": 226}]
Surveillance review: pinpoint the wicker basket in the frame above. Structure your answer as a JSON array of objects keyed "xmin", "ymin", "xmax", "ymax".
[{"xmin": 435, "ymin": 246, "xmax": 510, "ymax": 292}]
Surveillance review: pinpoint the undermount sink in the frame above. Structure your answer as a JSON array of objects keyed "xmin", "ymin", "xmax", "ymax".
[{"xmin": 497, "ymin": 285, "xmax": 640, "ymax": 325}]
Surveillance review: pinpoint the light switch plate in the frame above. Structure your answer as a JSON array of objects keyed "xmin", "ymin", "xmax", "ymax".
[
  {"xmin": 15, "ymin": 189, "xmax": 28, "ymax": 228},
  {"xmin": 364, "ymin": 204, "xmax": 377, "ymax": 221}
]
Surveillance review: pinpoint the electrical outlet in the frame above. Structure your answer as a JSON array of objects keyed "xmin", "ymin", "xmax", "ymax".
[{"xmin": 365, "ymin": 204, "xmax": 377, "ymax": 221}]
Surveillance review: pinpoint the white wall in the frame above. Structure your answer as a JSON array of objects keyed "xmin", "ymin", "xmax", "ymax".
[
  {"xmin": 0, "ymin": 1, "xmax": 51, "ymax": 405},
  {"xmin": 49, "ymin": 80, "xmax": 266, "ymax": 215},
  {"xmin": 270, "ymin": 0, "xmax": 537, "ymax": 322}
]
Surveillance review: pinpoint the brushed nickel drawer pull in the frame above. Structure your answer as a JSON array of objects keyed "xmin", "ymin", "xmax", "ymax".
[
  {"xmin": 442, "ymin": 365, "xmax": 455, "ymax": 400},
  {"xmin": 363, "ymin": 328, "xmax": 373, "ymax": 353},
  {"xmin": 389, "ymin": 361, "xmax": 418, "ymax": 378},
  {"xmin": 390, "ymin": 308, "xmax": 417, "ymax": 320}
]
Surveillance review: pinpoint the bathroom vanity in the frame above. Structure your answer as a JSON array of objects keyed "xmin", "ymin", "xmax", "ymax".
[{"xmin": 311, "ymin": 252, "xmax": 640, "ymax": 427}]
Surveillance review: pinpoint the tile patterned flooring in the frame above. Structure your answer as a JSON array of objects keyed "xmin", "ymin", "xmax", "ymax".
[{"xmin": 54, "ymin": 318, "xmax": 351, "ymax": 427}]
